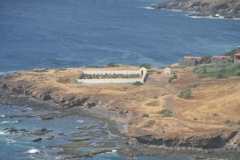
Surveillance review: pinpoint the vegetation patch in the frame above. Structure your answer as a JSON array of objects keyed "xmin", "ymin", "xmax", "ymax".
[
  {"xmin": 193, "ymin": 63, "xmax": 240, "ymax": 78},
  {"xmin": 145, "ymin": 100, "xmax": 159, "ymax": 106},
  {"xmin": 224, "ymin": 120, "xmax": 235, "ymax": 127},
  {"xmin": 178, "ymin": 88, "xmax": 191, "ymax": 99},
  {"xmin": 133, "ymin": 81, "xmax": 143, "ymax": 86},
  {"xmin": 106, "ymin": 62, "xmax": 116, "ymax": 67},
  {"xmin": 139, "ymin": 63, "xmax": 151, "ymax": 69},
  {"xmin": 157, "ymin": 109, "xmax": 172, "ymax": 118},
  {"xmin": 140, "ymin": 113, "xmax": 149, "ymax": 118}
]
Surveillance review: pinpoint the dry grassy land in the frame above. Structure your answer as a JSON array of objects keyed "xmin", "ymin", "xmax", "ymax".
[{"xmin": 3, "ymin": 65, "xmax": 240, "ymax": 138}]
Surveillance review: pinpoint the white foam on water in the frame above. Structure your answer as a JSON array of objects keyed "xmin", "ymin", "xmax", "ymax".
[
  {"xmin": 139, "ymin": 6, "xmax": 154, "ymax": 10},
  {"xmin": 0, "ymin": 115, "xmax": 5, "ymax": 117},
  {"xmin": 1, "ymin": 120, "xmax": 19, "ymax": 124},
  {"xmin": 77, "ymin": 120, "xmax": 84, "ymax": 123},
  {"xmin": 1, "ymin": 121, "xmax": 11, "ymax": 124},
  {"xmin": 26, "ymin": 108, "xmax": 32, "ymax": 110},
  {"xmin": 112, "ymin": 150, "xmax": 117, "ymax": 152},
  {"xmin": 27, "ymin": 148, "xmax": 40, "ymax": 154},
  {"xmin": 6, "ymin": 138, "xmax": 16, "ymax": 143},
  {"xmin": 0, "ymin": 131, "xmax": 7, "ymax": 135}
]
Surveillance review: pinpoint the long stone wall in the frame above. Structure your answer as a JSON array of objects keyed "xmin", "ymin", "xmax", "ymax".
[{"xmin": 76, "ymin": 67, "xmax": 147, "ymax": 84}]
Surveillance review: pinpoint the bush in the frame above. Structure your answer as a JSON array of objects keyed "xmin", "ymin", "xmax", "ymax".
[
  {"xmin": 178, "ymin": 88, "xmax": 191, "ymax": 99},
  {"xmin": 224, "ymin": 119, "xmax": 231, "ymax": 124},
  {"xmin": 157, "ymin": 109, "xmax": 172, "ymax": 118},
  {"xmin": 146, "ymin": 101, "xmax": 159, "ymax": 106},
  {"xmin": 216, "ymin": 73, "xmax": 224, "ymax": 79},
  {"xmin": 141, "ymin": 113, "xmax": 149, "ymax": 118},
  {"xmin": 213, "ymin": 113, "xmax": 218, "ymax": 116},
  {"xmin": 172, "ymin": 74, "xmax": 177, "ymax": 79},
  {"xmin": 133, "ymin": 81, "xmax": 143, "ymax": 86},
  {"xmin": 168, "ymin": 78, "xmax": 172, "ymax": 83},
  {"xmin": 106, "ymin": 62, "xmax": 115, "ymax": 67},
  {"xmin": 236, "ymin": 120, "xmax": 240, "ymax": 125},
  {"xmin": 202, "ymin": 54, "xmax": 211, "ymax": 64},
  {"xmin": 191, "ymin": 83, "xmax": 199, "ymax": 88},
  {"xmin": 235, "ymin": 70, "xmax": 240, "ymax": 76},
  {"xmin": 139, "ymin": 63, "xmax": 151, "ymax": 69},
  {"xmin": 223, "ymin": 50, "xmax": 237, "ymax": 56},
  {"xmin": 157, "ymin": 71, "xmax": 161, "ymax": 74}
]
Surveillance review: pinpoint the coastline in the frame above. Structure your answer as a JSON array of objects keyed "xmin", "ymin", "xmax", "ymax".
[
  {"xmin": 0, "ymin": 66, "xmax": 240, "ymax": 159},
  {"xmin": 151, "ymin": 0, "xmax": 240, "ymax": 19}
]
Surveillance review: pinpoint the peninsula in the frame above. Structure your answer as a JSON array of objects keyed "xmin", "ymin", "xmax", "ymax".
[
  {"xmin": 152, "ymin": 0, "xmax": 240, "ymax": 19},
  {"xmin": 0, "ymin": 64, "xmax": 240, "ymax": 159}
]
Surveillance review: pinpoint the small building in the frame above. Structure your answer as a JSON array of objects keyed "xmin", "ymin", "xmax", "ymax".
[
  {"xmin": 76, "ymin": 67, "xmax": 148, "ymax": 84},
  {"xmin": 211, "ymin": 56, "xmax": 233, "ymax": 64},
  {"xmin": 234, "ymin": 52, "xmax": 240, "ymax": 63},
  {"xmin": 164, "ymin": 67, "xmax": 171, "ymax": 74},
  {"xmin": 179, "ymin": 56, "xmax": 202, "ymax": 66}
]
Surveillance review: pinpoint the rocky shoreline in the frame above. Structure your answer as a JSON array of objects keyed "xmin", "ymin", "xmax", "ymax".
[
  {"xmin": 152, "ymin": 0, "xmax": 240, "ymax": 19},
  {"xmin": 1, "ymin": 73, "xmax": 240, "ymax": 159},
  {"xmin": 0, "ymin": 74, "xmax": 240, "ymax": 160}
]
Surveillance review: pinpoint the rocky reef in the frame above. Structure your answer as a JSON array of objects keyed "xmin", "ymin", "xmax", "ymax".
[{"xmin": 152, "ymin": 0, "xmax": 240, "ymax": 19}]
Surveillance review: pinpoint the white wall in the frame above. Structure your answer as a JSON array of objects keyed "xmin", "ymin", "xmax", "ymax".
[
  {"xmin": 76, "ymin": 78, "xmax": 143, "ymax": 84},
  {"xmin": 76, "ymin": 67, "xmax": 147, "ymax": 84}
]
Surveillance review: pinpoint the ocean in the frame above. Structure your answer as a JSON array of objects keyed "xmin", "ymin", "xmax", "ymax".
[{"xmin": 0, "ymin": 0, "xmax": 240, "ymax": 159}]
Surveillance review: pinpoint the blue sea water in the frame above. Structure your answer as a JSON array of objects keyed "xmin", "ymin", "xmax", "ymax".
[
  {"xmin": 0, "ymin": 0, "xmax": 240, "ymax": 159},
  {"xmin": 0, "ymin": 0, "xmax": 240, "ymax": 74}
]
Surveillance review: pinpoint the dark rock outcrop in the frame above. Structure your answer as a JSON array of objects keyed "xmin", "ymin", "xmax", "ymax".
[
  {"xmin": 132, "ymin": 130, "xmax": 238, "ymax": 149},
  {"xmin": 152, "ymin": 0, "xmax": 240, "ymax": 19}
]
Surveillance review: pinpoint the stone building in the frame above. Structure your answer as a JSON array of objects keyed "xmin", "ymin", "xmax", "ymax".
[
  {"xmin": 179, "ymin": 56, "xmax": 202, "ymax": 66},
  {"xmin": 234, "ymin": 53, "xmax": 240, "ymax": 63},
  {"xmin": 211, "ymin": 56, "xmax": 233, "ymax": 64},
  {"xmin": 164, "ymin": 67, "xmax": 171, "ymax": 74}
]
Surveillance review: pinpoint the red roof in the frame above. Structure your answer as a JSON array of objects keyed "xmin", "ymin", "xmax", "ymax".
[
  {"xmin": 212, "ymin": 56, "xmax": 231, "ymax": 59},
  {"xmin": 183, "ymin": 56, "xmax": 201, "ymax": 59},
  {"xmin": 234, "ymin": 52, "xmax": 240, "ymax": 56}
]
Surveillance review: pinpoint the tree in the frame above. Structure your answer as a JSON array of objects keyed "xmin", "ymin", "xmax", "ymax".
[
  {"xmin": 201, "ymin": 54, "xmax": 211, "ymax": 64},
  {"xmin": 223, "ymin": 50, "xmax": 237, "ymax": 56},
  {"xmin": 139, "ymin": 63, "xmax": 151, "ymax": 69},
  {"xmin": 106, "ymin": 62, "xmax": 115, "ymax": 67}
]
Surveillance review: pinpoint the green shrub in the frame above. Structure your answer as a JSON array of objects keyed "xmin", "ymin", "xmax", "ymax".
[
  {"xmin": 216, "ymin": 73, "xmax": 224, "ymax": 79},
  {"xmin": 168, "ymin": 78, "xmax": 172, "ymax": 83},
  {"xmin": 173, "ymin": 74, "xmax": 177, "ymax": 79},
  {"xmin": 139, "ymin": 63, "xmax": 151, "ymax": 69},
  {"xmin": 194, "ymin": 118, "xmax": 197, "ymax": 120},
  {"xmin": 198, "ymin": 75, "xmax": 205, "ymax": 78},
  {"xmin": 235, "ymin": 70, "xmax": 240, "ymax": 76},
  {"xmin": 223, "ymin": 50, "xmax": 237, "ymax": 56},
  {"xmin": 141, "ymin": 113, "xmax": 149, "ymax": 118},
  {"xmin": 224, "ymin": 119, "xmax": 231, "ymax": 124},
  {"xmin": 202, "ymin": 54, "xmax": 211, "ymax": 64},
  {"xmin": 146, "ymin": 101, "xmax": 159, "ymax": 106},
  {"xmin": 133, "ymin": 81, "xmax": 143, "ymax": 86},
  {"xmin": 203, "ymin": 68, "xmax": 206, "ymax": 73},
  {"xmin": 213, "ymin": 113, "xmax": 218, "ymax": 116},
  {"xmin": 191, "ymin": 83, "xmax": 199, "ymax": 88},
  {"xmin": 236, "ymin": 120, "xmax": 240, "ymax": 125},
  {"xmin": 178, "ymin": 88, "xmax": 191, "ymax": 99},
  {"xmin": 106, "ymin": 62, "xmax": 115, "ymax": 67},
  {"xmin": 157, "ymin": 71, "xmax": 161, "ymax": 74},
  {"xmin": 154, "ymin": 96, "xmax": 158, "ymax": 99},
  {"xmin": 157, "ymin": 109, "xmax": 172, "ymax": 118}
]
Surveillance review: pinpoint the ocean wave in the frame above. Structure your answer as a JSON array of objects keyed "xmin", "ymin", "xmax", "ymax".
[
  {"xmin": 138, "ymin": 6, "xmax": 154, "ymax": 10},
  {"xmin": 0, "ymin": 115, "xmax": 5, "ymax": 117},
  {"xmin": 1, "ymin": 120, "xmax": 20, "ymax": 124},
  {"xmin": 76, "ymin": 120, "xmax": 84, "ymax": 123},
  {"xmin": 6, "ymin": 138, "xmax": 16, "ymax": 143},
  {"xmin": 0, "ymin": 131, "xmax": 7, "ymax": 135},
  {"xmin": 27, "ymin": 148, "xmax": 40, "ymax": 154}
]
